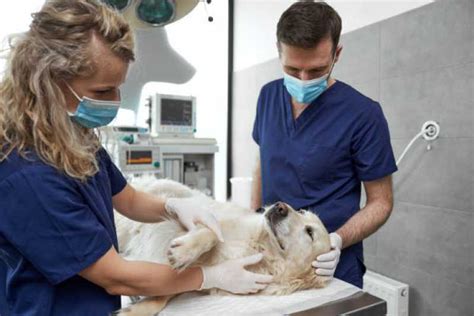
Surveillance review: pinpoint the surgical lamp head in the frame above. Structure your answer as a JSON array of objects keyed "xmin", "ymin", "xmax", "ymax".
[{"xmin": 101, "ymin": 0, "xmax": 206, "ymax": 28}]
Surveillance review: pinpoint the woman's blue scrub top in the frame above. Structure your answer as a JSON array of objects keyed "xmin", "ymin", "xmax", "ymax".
[
  {"xmin": 253, "ymin": 79, "xmax": 397, "ymax": 288},
  {"xmin": 0, "ymin": 148, "xmax": 127, "ymax": 315}
]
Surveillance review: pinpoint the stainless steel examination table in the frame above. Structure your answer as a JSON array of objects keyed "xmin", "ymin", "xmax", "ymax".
[{"xmin": 291, "ymin": 291, "xmax": 387, "ymax": 316}]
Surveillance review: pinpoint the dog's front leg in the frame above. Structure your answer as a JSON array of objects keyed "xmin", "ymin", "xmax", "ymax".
[{"xmin": 167, "ymin": 227, "xmax": 218, "ymax": 270}]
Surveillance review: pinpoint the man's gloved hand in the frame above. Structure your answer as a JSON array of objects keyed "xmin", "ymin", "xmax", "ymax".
[
  {"xmin": 312, "ymin": 232, "xmax": 342, "ymax": 278},
  {"xmin": 200, "ymin": 253, "xmax": 273, "ymax": 294},
  {"xmin": 165, "ymin": 197, "xmax": 224, "ymax": 242}
]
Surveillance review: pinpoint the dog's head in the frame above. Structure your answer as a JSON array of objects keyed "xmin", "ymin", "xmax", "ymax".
[{"xmin": 256, "ymin": 202, "xmax": 331, "ymax": 293}]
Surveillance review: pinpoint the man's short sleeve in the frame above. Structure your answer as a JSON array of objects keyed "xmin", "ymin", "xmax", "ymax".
[
  {"xmin": 0, "ymin": 167, "xmax": 113, "ymax": 285},
  {"xmin": 351, "ymin": 102, "xmax": 398, "ymax": 181}
]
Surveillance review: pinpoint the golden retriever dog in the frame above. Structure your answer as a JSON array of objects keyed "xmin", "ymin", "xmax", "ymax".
[{"xmin": 114, "ymin": 178, "xmax": 331, "ymax": 316}]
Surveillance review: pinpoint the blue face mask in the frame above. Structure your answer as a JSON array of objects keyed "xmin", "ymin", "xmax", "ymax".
[
  {"xmin": 66, "ymin": 84, "xmax": 120, "ymax": 129},
  {"xmin": 283, "ymin": 72, "xmax": 330, "ymax": 104}
]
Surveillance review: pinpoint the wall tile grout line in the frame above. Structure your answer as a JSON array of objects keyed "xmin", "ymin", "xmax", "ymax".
[
  {"xmin": 391, "ymin": 199, "xmax": 473, "ymax": 217},
  {"xmin": 379, "ymin": 60, "xmax": 474, "ymax": 82},
  {"xmin": 370, "ymin": 258, "xmax": 474, "ymax": 289},
  {"xmin": 390, "ymin": 136, "xmax": 474, "ymax": 141}
]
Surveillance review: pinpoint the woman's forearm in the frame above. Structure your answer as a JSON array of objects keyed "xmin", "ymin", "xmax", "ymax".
[
  {"xmin": 109, "ymin": 259, "xmax": 203, "ymax": 296},
  {"xmin": 80, "ymin": 247, "xmax": 202, "ymax": 297},
  {"xmin": 129, "ymin": 190, "xmax": 168, "ymax": 223},
  {"xmin": 114, "ymin": 185, "xmax": 168, "ymax": 223}
]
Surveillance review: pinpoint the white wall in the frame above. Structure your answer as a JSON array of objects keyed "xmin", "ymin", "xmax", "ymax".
[
  {"xmin": 134, "ymin": 1, "xmax": 229, "ymax": 201},
  {"xmin": 234, "ymin": 0, "xmax": 434, "ymax": 72},
  {"xmin": 0, "ymin": 1, "xmax": 44, "ymax": 72}
]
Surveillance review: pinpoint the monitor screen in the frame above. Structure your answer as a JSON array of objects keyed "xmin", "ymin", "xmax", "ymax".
[
  {"xmin": 126, "ymin": 150, "xmax": 152, "ymax": 165},
  {"xmin": 161, "ymin": 98, "xmax": 193, "ymax": 126}
]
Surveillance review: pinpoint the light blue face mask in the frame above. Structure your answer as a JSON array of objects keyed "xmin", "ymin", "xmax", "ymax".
[
  {"xmin": 283, "ymin": 73, "xmax": 329, "ymax": 104},
  {"xmin": 283, "ymin": 58, "xmax": 336, "ymax": 104},
  {"xmin": 66, "ymin": 84, "xmax": 120, "ymax": 129}
]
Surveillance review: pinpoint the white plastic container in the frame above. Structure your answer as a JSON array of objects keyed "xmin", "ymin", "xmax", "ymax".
[{"xmin": 229, "ymin": 177, "xmax": 253, "ymax": 209}]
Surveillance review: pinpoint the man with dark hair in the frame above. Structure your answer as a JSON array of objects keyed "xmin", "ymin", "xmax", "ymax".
[{"xmin": 251, "ymin": 1, "xmax": 397, "ymax": 288}]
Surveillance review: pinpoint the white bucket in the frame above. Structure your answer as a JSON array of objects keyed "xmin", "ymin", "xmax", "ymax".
[{"xmin": 229, "ymin": 177, "xmax": 253, "ymax": 209}]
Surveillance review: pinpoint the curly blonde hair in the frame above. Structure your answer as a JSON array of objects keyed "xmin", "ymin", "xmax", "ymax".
[{"xmin": 0, "ymin": 0, "xmax": 134, "ymax": 181}]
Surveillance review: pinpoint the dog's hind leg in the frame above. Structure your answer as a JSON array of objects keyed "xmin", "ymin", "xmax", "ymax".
[
  {"xmin": 167, "ymin": 227, "xmax": 218, "ymax": 270},
  {"xmin": 113, "ymin": 295, "xmax": 174, "ymax": 316}
]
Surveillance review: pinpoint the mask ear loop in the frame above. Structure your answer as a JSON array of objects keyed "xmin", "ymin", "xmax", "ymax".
[
  {"xmin": 326, "ymin": 47, "xmax": 339, "ymax": 80},
  {"xmin": 63, "ymin": 82, "xmax": 82, "ymax": 117},
  {"xmin": 64, "ymin": 82, "xmax": 82, "ymax": 102}
]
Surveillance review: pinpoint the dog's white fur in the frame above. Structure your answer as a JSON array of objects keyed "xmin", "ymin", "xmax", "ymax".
[{"xmin": 115, "ymin": 177, "xmax": 331, "ymax": 315}]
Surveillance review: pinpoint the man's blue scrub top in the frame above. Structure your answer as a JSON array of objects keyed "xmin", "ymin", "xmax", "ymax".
[
  {"xmin": 253, "ymin": 79, "xmax": 397, "ymax": 288},
  {"xmin": 0, "ymin": 148, "xmax": 127, "ymax": 315}
]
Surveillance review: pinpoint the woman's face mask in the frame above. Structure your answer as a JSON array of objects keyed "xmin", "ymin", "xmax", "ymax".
[{"xmin": 66, "ymin": 83, "xmax": 121, "ymax": 129}]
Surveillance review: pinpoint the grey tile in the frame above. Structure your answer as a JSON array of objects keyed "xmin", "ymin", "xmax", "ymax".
[
  {"xmin": 472, "ymin": 142, "xmax": 474, "ymax": 215},
  {"xmin": 374, "ymin": 201, "xmax": 473, "ymax": 287},
  {"xmin": 373, "ymin": 257, "xmax": 473, "ymax": 316},
  {"xmin": 364, "ymin": 253, "xmax": 377, "ymax": 271},
  {"xmin": 359, "ymin": 185, "xmax": 366, "ymax": 209},
  {"xmin": 363, "ymin": 234, "xmax": 377, "ymax": 257},
  {"xmin": 429, "ymin": 276, "xmax": 474, "ymax": 316},
  {"xmin": 232, "ymin": 59, "xmax": 283, "ymax": 177},
  {"xmin": 346, "ymin": 80, "xmax": 379, "ymax": 103},
  {"xmin": 380, "ymin": 0, "xmax": 474, "ymax": 78},
  {"xmin": 232, "ymin": 73, "xmax": 255, "ymax": 136},
  {"xmin": 371, "ymin": 259, "xmax": 435, "ymax": 316},
  {"xmin": 380, "ymin": 63, "xmax": 474, "ymax": 139},
  {"xmin": 254, "ymin": 58, "xmax": 283, "ymax": 88},
  {"xmin": 391, "ymin": 138, "xmax": 473, "ymax": 213},
  {"xmin": 232, "ymin": 68, "xmax": 260, "ymax": 177},
  {"xmin": 333, "ymin": 23, "xmax": 380, "ymax": 83}
]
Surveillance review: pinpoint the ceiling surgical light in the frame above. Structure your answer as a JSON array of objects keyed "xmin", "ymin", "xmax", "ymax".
[
  {"xmin": 99, "ymin": 0, "xmax": 213, "ymax": 112},
  {"xmin": 101, "ymin": 0, "xmax": 206, "ymax": 28},
  {"xmin": 104, "ymin": 0, "xmax": 131, "ymax": 11},
  {"xmin": 137, "ymin": 0, "xmax": 175, "ymax": 26}
]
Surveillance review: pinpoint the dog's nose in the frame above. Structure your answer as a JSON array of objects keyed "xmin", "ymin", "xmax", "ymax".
[{"xmin": 275, "ymin": 202, "xmax": 288, "ymax": 217}]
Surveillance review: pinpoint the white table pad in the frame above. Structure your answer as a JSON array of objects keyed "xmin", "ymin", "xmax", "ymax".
[{"xmin": 159, "ymin": 278, "xmax": 360, "ymax": 315}]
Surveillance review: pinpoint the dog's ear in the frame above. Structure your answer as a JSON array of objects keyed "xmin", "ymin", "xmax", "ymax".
[
  {"xmin": 255, "ymin": 207, "xmax": 265, "ymax": 213},
  {"xmin": 275, "ymin": 269, "xmax": 330, "ymax": 294},
  {"xmin": 293, "ymin": 269, "xmax": 330, "ymax": 292},
  {"xmin": 305, "ymin": 272, "xmax": 330, "ymax": 289}
]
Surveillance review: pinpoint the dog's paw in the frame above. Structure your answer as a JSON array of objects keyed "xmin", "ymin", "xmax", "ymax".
[
  {"xmin": 111, "ymin": 307, "xmax": 134, "ymax": 316},
  {"xmin": 113, "ymin": 298, "xmax": 168, "ymax": 316},
  {"xmin": 167, "ymin": 235, "xmax": 202, "ymax": 270}
]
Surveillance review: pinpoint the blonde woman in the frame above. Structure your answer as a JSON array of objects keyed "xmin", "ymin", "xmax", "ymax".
[{"xmin": 0, "ymin": 1, "xmax": 272, "ymax": 315}]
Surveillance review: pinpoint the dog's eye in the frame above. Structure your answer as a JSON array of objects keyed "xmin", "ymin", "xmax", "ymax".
[
  {"xmin": 255, "ymin": 207, "xmax": 265, "ymax": 214},
  {"xmin": 297, "ymin": 209, "xmax": 304, "ymax": 214},
  {"xmin": 305, "ymin": 226, "xmax": 314, "ymax": 240}
]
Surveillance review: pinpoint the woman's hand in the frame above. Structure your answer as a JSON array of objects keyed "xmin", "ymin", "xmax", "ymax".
[
  {"xmin": 165, "ymin": 197, "xmax": 224, "ymax": 242},
  {"xmin": 200, "ymin": 253, "xmax": 273, "ymax": 294}
]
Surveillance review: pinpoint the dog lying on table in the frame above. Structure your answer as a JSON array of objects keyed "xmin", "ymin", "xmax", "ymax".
[{"xmin": 114, "ymin": 178, "xmax": 330, "ymax": 315}]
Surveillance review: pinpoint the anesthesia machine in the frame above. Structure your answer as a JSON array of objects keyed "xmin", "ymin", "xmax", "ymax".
[{"xmin": 102, "ymin": 94, "xmax": 218, "ymax": 197}]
